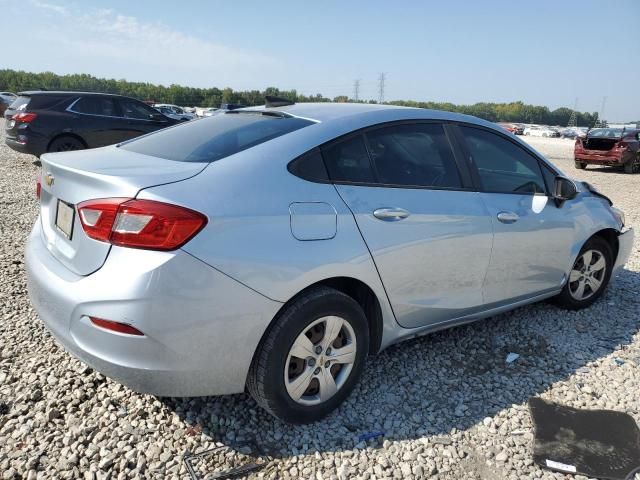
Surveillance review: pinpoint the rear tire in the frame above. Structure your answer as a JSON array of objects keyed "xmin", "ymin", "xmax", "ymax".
[
  {"xmin": 623, "ymin": 157, "xmax": 637, "ymax": 174},
  {"xmin": 574, "ymin": 160, "xmax": 587, "ymax": 170},
  {"xmin": 247, "ymin": 286, "xmax": 369, "ymax": 424},
  {"xmin": 553, "ymin": 236, "xmax": 613, "ymax": 310},
  {"xmin": 48, "ymin": 135, "xmax": 86, "ymax": 153}
]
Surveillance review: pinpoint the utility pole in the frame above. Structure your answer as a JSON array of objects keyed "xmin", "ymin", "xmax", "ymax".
[
  {"xmin": 353, "ymin": 79, "xmax": 360, "ymax": 102},
  {"xmin": 377, "ymin": 73, "xmax": 386, "ymax": 104}
]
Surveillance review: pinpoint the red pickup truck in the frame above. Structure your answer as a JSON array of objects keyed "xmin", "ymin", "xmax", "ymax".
[{"xmin": 575, "ymin": 128, "xmax": 640, "ymax": 173}]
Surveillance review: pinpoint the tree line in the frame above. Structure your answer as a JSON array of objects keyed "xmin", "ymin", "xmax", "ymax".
[{"xmin": 0, "ymin": 69, "xmax": 600, "ymax": 126}]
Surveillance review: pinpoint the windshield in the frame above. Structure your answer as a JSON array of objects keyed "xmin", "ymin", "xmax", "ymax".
[
  {"xmin": 119, "ymin": 111, "xmax": 314, "ymax": 162},
  {"xmin": 588, "ymin": 128, "xmax": 624, "ymax": 138}
]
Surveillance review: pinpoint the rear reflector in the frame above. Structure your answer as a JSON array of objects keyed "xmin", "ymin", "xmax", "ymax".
[
  {"xmin": 12, "ymin": 112, "xmax": 38, "ymax": 123},
  {"xmin": 77, "ymin": 198, "xmax": 207, "ymax": 250},
  {"xmin": 89, "ymin": 317, "xmax": 144, "ymax": 336}
]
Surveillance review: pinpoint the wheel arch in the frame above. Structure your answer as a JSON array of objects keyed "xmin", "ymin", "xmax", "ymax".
[
  {"xmin": 591, "ymin": 228, "xmax": 620, "ymax": 261},
  {"xmin": 46, "ymin": 132, "xmax": 88, "ymax": 152},
  {"xmin": 252, "ymin": 276, "xmax": 385, "ymax": 367}
]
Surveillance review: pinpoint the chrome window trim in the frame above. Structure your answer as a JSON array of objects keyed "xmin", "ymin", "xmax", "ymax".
[{"xmin": 66, "ymin": 97, "xmax": 163, "ymax": 123}]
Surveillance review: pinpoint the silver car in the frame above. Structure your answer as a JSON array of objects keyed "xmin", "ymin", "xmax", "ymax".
[{"xmin": 26, "ymin": 102, "xmax": 633, "ymax": 423}]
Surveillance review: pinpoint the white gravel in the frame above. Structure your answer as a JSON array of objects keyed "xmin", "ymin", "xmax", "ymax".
[{"xmin": 0, "ymin": 123, "xmax": 639, "ymax": 479}]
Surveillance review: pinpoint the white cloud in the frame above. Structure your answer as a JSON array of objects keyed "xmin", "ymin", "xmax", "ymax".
[{"xmin": 14, "ymin": 1, "xmax": 280, "ymax": 89}]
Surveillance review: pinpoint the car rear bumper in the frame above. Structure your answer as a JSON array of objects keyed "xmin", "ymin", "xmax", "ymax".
[
  {"xmin": 25, "ymin": 219, "xmax": 282, "ymax": 396},
  {"xmin": 575, "ymin": 150, "xmax": 627, "ymax": 164},
  {"xmin": 613, "ymin": 228, "xmax": 634, "ymax": 277},
  {"xmin": 5, "ymin": 134, "xmax": 47, "ymax": 157}
]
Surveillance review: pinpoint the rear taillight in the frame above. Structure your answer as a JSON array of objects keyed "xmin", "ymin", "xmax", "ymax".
[
  {"xmin": 35, "ymin": 174, "xmax": 41, "ymax": 200},
  {"xmin": 12, "ymin": 112, "xmax": 38, "ymax": 123},
  {"xmin": 77, "ymin": 198, "xmax": 207, "ymax": 250}
]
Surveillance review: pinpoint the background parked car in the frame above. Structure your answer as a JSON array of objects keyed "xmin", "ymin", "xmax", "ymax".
[
  {"xmin": 524, "ymin": 125, "xmax": 559, "ymax": 137},
  {"xmin": 4, "ymin": 91, "xmax": 179, "ymax": 157},
  {"xmin": 154, "ymin": 105, "xmax": 193, "ymax": 122},
  {"xmin": 152, "ymin": 104, "xmax": 196, "ymax": 121},
  {"xmin": 574, "ymin": 127, "xmax": 640, "ymax": 173},
  {"xmin": 0, "ymin": 92, "xmax": 17, "ymax": 116}
]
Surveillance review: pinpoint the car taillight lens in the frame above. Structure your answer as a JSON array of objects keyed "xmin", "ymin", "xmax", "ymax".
[
  {"xmin": 77, "ymin": 198, "xmax": 207, "ymax": 250},
  {"xmin": 89, "ymin": 317, "xmax": 144, "ymax": 336},
  {"xmin": 35, "ymin": 174, "xmax": 41, "ymax": 200},
  {"xmin": 12, "ymin": 112, "xmax": 38, "ymax": 123}
]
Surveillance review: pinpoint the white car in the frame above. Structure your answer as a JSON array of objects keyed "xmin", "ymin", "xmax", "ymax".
[
  {"xmin": 523, "ymin": 126, "xmax": 559, "ymax": 137},
  {"xmin": 152, "ymin": 104, "xmax": 196, "ymax": 121}
]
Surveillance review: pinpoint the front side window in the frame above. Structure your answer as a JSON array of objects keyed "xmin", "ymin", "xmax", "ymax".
[
  {"xmin": 460, "ymin": 126, "xmax": 546, "ymax": 195},
  {"xmin": 365, "ymin": 123, "xmax": 462, "ymax": 188},
  {"xmin": 118, "ymin": 99, "xmax": 157, "ymax": 120},
  {"xmin": 72, "ymin": 97, "xmax": 118, "ymax": 117}
]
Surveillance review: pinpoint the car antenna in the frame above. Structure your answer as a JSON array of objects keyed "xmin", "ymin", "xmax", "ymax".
[{"xmin": 265, "ymin": 96, "xmax": 295, "ymax": 108}]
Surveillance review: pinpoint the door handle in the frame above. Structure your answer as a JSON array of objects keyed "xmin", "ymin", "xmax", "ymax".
[
  {"xmin": 373, "ymin": 208, "xmax": 410, "ymax": 221},
  {"xmin": 497, "ymin": 211, "xmax": 519, "ymax": 223}
]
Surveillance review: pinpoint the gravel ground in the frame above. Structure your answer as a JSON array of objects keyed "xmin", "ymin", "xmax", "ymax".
[{"xmin": 0, "ymin": 123, "xmax": 639, "ymax": 480}]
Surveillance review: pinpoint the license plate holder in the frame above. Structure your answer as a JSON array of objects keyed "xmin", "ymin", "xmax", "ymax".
[{"xmin": 55, "ymin": 199, "xmax": 75, "ymax": 240}]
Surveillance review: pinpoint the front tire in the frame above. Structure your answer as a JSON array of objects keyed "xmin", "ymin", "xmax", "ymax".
[
  {"xmin": 553, "ymin": 236, "xmax": 613, "ymax": 310},
  {"xmin": 247, "ymin": 286, "xmax": 369, "ymax": 424}
]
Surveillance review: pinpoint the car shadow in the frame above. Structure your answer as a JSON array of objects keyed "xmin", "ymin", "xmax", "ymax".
[
  {"xmin": 160, "ymin": 267, "xmax": 640, "ymax": 465},
  {"xmin": 585, "ymin": 165, "xmax": 628, "ymax": 175}
]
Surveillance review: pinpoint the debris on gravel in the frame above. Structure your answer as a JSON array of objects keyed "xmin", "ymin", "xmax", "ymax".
[{"xmin": 0, "ymin": 122, "xmax": 638, "ymax": 479}]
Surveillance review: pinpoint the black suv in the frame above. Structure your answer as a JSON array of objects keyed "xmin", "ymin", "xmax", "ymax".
[{"xmin": 4, "ymin": 91, "xmax": 180, "ymax": 157}]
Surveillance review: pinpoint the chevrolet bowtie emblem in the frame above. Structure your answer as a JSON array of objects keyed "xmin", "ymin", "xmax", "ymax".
[{"xmin": 44, "ymin": 173, "xmax": 54, "ymax": 187}]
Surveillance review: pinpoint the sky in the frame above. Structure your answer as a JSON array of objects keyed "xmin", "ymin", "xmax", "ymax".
[{"xmin": 3, "ymin": 0, "xmax": 639, "ymax": 120}]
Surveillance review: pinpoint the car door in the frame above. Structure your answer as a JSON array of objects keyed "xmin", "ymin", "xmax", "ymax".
[
  {"xmin": 456, "ymin": 124, "xmax": 575, "ymax": 305},
  {"xmin": 116, "ymin": 98, "xmax": 170, "ymax": 140},
  {"xmin": 323, "ymin": 122, "xmax": 493, "ymax": 329},
  {"xmin": 67, "ymin": 96, "xmax": 124, "ymax": 147}
]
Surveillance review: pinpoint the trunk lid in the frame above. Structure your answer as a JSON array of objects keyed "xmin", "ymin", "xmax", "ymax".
[{"xmin": 38, "ymin": 145, "xmax": 207, "ymax": 275}]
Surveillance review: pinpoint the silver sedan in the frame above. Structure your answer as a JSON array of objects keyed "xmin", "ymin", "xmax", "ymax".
[{"xmin": 25, "ymin": 101, "xmax": 633, "ymax": 423}]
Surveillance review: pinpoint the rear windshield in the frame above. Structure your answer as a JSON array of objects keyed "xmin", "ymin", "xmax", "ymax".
[
  {"xmin": 588, "ymin": 128, "xmax": 624, "ymax": 138},
  {"xmin": 120, "ymin": 112, "xmax": 314, "ymax": 162},
  {"xmin": 9, "ymin": 96, "xmax": 30, "ymax": 111}
]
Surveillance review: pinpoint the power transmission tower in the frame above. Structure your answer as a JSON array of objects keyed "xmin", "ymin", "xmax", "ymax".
[
  {"xmin": 567, "ymin": 97, "xmax": 578, "ymax": 128},
  {"xmin": 595, "ymin": 96, "xmax": 607, "ymax": 127},
  {"xmin": 377, "ymin": 73, "xmax": 386, "ymax": 104},
  {"xmin": 353, "ymin": 79, "xmax": 360, "ymax": 102}
]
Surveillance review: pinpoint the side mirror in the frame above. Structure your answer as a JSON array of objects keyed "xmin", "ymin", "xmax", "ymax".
[
  {"xmin": 150, "ymin": 113, "xmax": 167, "ymax": 122},
  {"xmin": 553, "ymin": 176, "xmax": 578, "ymax": 202}
]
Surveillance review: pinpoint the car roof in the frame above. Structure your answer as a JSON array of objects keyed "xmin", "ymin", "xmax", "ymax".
[
  {"xmin": 241, "ymin": 102, "xmax": 491, "ymax": 126},
  {"xmin": 17, "ymin": 90, "xmax": 128, "ymax": 98}
]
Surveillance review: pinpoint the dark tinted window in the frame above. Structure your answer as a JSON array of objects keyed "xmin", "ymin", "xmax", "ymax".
[
  {"xmin": 120, "ymin": 112, "xmax": 313, "ymax": 162},
  {"xmin": 461, "ymin": 126, "xmax": 546, "ymax": 194},
  {"xmin": 540, "ymin": 162, "xmax": 557, "ymax": 194},
  {"xmin": 72, "ymin": 97, "xmax": 119, "ymax": 116},
  {"xmin": 29, "ymin": 95, "xmax": 69, "ymax": 110},
  {"xmin": 118, "ymin": 99, "xmax": 157, "ymax": 120},
  {"xmin": 288, "ymin": 149, "xmax": 329, "ymax": 182},
  {"xmin": 9, "ymin": 95, "xmax": 30, "ymax": 111},
  {"xmin": 365, "ymin": 123, "xmax": 461, "ymax": 188},
  {"xmin": 322, "ymin": 135, "xmax": 375, "ymax": 183}
]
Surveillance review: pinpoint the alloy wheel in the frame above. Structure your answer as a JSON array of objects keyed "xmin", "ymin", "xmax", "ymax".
[
  {"xmin": 285, "ymin": 316, "xmax": 356, "ymax": 406},
  {"xmin": 568, "ymin": 249, "xmax": 607, "ymax": 301}
]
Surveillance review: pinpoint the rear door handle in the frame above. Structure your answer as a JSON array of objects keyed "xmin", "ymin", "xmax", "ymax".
[
  {"xmin": 373, "ymin": 208, "xmax": 410, "ymax": 221},
  {"xmin": 497, "ymin": 211, "xmax": 519, "ymax": 223}
]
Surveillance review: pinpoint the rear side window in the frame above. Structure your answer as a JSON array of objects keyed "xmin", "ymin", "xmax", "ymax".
[
  {"xmin": 365, "ymin": 123, "xmax": 461, "ymax": 188},
  {"xmin": 461, "ymin": 126, "xmax": 546, "ymax": 195},
  {"xmin": 120, "ymin": 112, "xmax": 314, "ymax": 162},
  {"xmin": 28, "ymin": 95, "xmax": 69, "ymax": 110},
  {"xmin": 72, "ymin": 97, "xmax": 119, "ymax": 117},
  {"xmin": 322, "ymin": 135, "xmax": 375, "ymax": 183}
]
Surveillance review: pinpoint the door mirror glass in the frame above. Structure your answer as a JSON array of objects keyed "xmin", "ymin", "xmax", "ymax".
[{"xmin": 553, "ymin": 176, "xmax": 578, "ymax": 201}]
